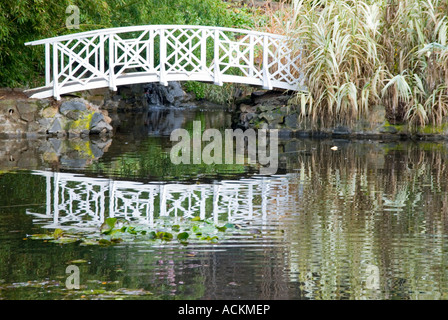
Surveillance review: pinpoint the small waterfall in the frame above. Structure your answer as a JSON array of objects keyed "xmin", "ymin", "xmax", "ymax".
[{"xmin": 144, "ymin": 81, "xmax": 186, "ymax": 107}]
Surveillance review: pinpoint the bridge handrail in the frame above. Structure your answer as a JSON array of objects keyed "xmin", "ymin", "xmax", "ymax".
[{"xmin": 25, "ymin": 24, "xmax": 289, "ymax": 46}]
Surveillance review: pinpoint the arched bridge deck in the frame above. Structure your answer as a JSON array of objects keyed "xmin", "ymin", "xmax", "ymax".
[{"xmin": 25, "ymin": 25, "xmax": 305, "ymax": 100}]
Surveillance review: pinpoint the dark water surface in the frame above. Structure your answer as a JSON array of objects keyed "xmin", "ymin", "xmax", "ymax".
[{"xmin": 1, "ymin": 107, "xmax": 448, "ymax": 300}]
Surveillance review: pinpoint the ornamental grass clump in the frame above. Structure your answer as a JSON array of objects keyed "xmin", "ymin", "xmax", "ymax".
[
  {"xmin": 381, "ymin": 0, "xmax": 448, "ymax": 127},
  {"xmin": 257, "ymin": 0, "xmax": 448, "ymax": 128}
]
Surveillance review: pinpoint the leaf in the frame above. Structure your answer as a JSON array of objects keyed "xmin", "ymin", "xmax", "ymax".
[
  {"xmin": 49, "ymin": 237, "xmax": 78, "ymax": 244},
  {"xmin": 177, "ymin": 232, "xmax": 189, "ymax": 240},
  {"xmin": 156, "ymin": 231, "xmax": 173, "ymax": 241},
  {"xmin": 98, "ymin": 239, "xmax": 112, "ymax": 246},
  {"xmin": 29, "ymin": 234, "xmax": 54, "ymax": 240},
  {"xmin": 105, "ymin": 217, "xmax": 117, "ymax": 229},
  {"xmin": 172, "ymin": 225, "xmax": 180, "ymax": 232},
  {"xmin": 215, "ymin": 225, "xmax": 227, "ymax": 232},
  {"xmin": 53, "ymin": 228, "xmax": 64, "ymax": 239},
  {"xmin": 102, "ymin": 228, "xmax": 118, "ymax": 236},
  {"xmin": 148, "ymin": 231, "xmax": 157, "ymax": 239}
]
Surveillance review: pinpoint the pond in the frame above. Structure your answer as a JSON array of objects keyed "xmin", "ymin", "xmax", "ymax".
[{"xmin": 0, "ymin": 105, "xmax": 448, "ymax": 300}]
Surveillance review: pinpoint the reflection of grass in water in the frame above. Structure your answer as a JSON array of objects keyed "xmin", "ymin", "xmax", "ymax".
[{"xmin": 280, "ymin": 141, "xmax": 448, "ymax": 299}]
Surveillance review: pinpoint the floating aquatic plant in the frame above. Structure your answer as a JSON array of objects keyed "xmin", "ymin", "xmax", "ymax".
[{"xmin": 27, "ymin": 216, "xmax": 253, "ymax": 247}]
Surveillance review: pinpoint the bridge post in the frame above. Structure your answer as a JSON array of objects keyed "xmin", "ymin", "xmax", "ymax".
[
  {"xmin": 262, "ymin": 35, "xmax": 272, "ymax": 90},
  {"xmin": 249, "ymin": 35, "xmax": 254, "ymax": 78},
  {"xmin": 52, "ymin": 43, "xmax": 60, "ymax": 100},
  {"xmin": 213, "ymin": 29, "xmax": 223, "ymax": 86},
  {"xmin": 201, "ymin": 29, "xmax": 207, "ymax": 75},
  {"xmin": 159, "ymin": 29, "xmax": 168, "ymax": 86},
  {"xmin": 108, "ymin": 34, "xmax": 117, "ymax": 91},
  {"xmin": 99, "ymin": 34, "xmax": 105, "ymax": 74},
  {"xmin": 45, "ymin": 43, "xmax": 51, "ymax": 87},
  {"xmin": 109, "ymin": 33, "xmax": 117, "ymax": 91}
]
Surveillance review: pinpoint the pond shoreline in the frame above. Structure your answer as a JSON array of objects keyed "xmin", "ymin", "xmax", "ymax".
[
  {"xmin": 234, "ymin": 90, "xmax": 448, "ymax": 142},
  {"xmin": 1, "ymin": 86, "xmax": 448, "ymax": 141}
]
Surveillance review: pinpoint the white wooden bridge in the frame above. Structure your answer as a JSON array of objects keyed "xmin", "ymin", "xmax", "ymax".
[{"xmin": 25, "ymin": 25, "xmax": 305, "ymax": 100}]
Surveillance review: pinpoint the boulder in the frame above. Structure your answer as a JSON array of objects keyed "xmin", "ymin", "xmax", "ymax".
[
  {"xmin": 90, "ymin": 120, "xmax": 113, "ymax": 134},
  {"xmin": 48, "ymin": 118, "xmax": 63, "ymax": 135},
  {"xmin": 60, "ymin": 100, "xmax": 87, "ymax": 115},
  {"xmin": 285, "ymin": 114, "xmax": 299, "ymax": 128}
]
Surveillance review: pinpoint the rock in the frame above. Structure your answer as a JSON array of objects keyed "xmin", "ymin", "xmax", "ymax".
[
  {"xmin": 380, "ymin": 125, "xmax": 398, "ymax": 134},
  {"xmin": 35, "ymin": 99, "xmax": 52, "ymax": 109},
  {"xmin": 88, "ymin": 95, "xmax": 105, "ymax": 107},
  {"xmin": 90, "ymin": 112, "xmax": 105, "ymax": 128},
  {"xmin": 241, "ymin": 112, "xmax": 256, "ymax": 122},
  {"xmin": 48, "ymin": 118, "xmax": 63, "ymax": 135},
  {"xmin": 37, "ymin": 118, "xmax": 52, "ymax": 132},
  {"xmin": 66, "ymin": 110, "xmax": 83, "ymax": 120},
  {"xmin": 259, "ymin": 111, "xmax": 284, "ymax": 124},
  {"xmin": 49, "ymin": 138, "xmax": 62, "ymax": 154},
  {"xmin": 333, "ymin": 126, "xmax": 351, "ymax": 135},
  {"xmin": 42, "ymin": 106, "xmax": 58, "ymax": 118},
  {"xmin": 60, "ymin": 157, "xmax": 87, "ymax": 168},
  {"xmin": 68, "ymin": 131, "xmax": 81, "ymax": 138},
  {"xmin": 252, "ymin": 90, "xmax": 290, "ymax": 105},
  {"xmin": 89, "ymin": 143, "xmax": 104, "ymax": 158},
  {"xmin": 90, "ymin": 120, "xmax": 112, "ymax": 134},
  {"xmin": 17, "ymin": 102, "xmax": 37, "ymax": 122},
  {"xmin": 239, "ymin": 104, "xmax": 257, "ymax": 113},
  {"xmin": 144, "ymin": 81, "xmax": 186, "ymax": 106},
  {"xmin": 16, "ymin": 101, "xmax": 37, "ymax": 115},
  {"xmin": 60, "ymin": 100, "xmax": 87, "ymax": 115},
  {"xmin": 285, "ymin": 114, "xmax": 299, "ymax": 128},
  {"xmin": 257, "ymin": 104, "xmax": 277, "ymax": 112},
  {"xmin": 104, "ymin": 115, "xmax": 112, "ymax": 124}
]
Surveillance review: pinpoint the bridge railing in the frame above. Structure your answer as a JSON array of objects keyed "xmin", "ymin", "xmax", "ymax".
[{"xmin": 25, "ymin": 25, "xmax": 304, "ymax": 99}]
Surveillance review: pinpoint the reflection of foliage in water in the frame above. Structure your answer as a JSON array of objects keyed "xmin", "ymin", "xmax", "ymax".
[
  {"xmin": 90, "ymin": 114, "xmax": 253, "ymax": 181},
  {"xmin": 89, "ymin": 137, "xmax": 251, "ymax": 181}
]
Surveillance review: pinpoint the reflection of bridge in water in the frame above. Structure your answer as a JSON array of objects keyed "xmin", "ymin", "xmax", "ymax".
[{"xmin": 27, "ymin": 170, "xmax": 299, "ymax": 231}]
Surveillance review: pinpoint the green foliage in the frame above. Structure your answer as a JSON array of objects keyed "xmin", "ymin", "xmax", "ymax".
[
  {"xmin": 0, "ymin": 0, "xmax": 112, "ymax": 87},
  {"xmin": 0, "ymin": 0, "xmax": 255, "ymax": 87},
  {"xmin": 183, "ymin": 81, "xmax": 243, "ymax": 105}
]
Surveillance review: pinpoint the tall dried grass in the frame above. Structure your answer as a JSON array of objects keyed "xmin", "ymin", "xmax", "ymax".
[{"xmin": 255, "ymin": 0, "xmax": 448, "ymax": 128}]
